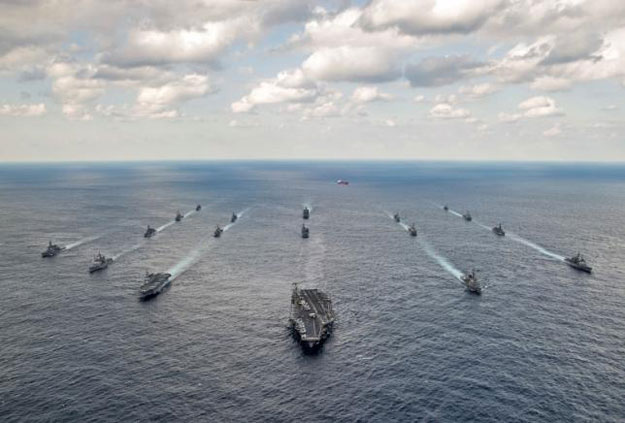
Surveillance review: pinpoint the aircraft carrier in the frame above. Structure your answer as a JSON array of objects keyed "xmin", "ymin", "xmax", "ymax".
[{"xmin": 290, "ymin": 283, "xmax": 335, "ymax": 351}]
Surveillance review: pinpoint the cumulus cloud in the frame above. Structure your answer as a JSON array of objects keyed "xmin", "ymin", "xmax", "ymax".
[
  {"xmin": 429, "ymin": 103, "xmax": 471, "ymax": 119},
  {"xmin": 287, "ymin": 8, "xmax": 418, "ymax": 83},
  {"xmin": 359, "ymin": 0, "xmax": 503, "ymax": 35},
  {"xmin": 518, "ymin": 96, "xmax": 562, "ymax": 117},
  {"xmin": 499, "ymin": 96, "xmax": 563, "ymax": 122},
  {"xmin": 351, "ymin": 86, "xmax": 392, "ymax": 103},
  {"xmin": 405, "ymin": 55, "xmax": 485, "ymax": 87},
  {"xmin": 104, "ymin": 18, "xmax": 260, "ymax": 67},
  {"xmin": 0, "ymin": 103, "xmax": 46, "ymax": 117},
  {"xmin": 231, "ymin": 75, "xmax": 318, "ymax": 113},
  {"xmin": 530, "ymin": 76, "xmax": 572, "ymax": 92},
  {"xmin": 459, "ymin": 83, "xmax": 498, "ymax": 98},
  {"xmin": 543, "ymin": 124, "xmax": 562, "ymax": 137}
]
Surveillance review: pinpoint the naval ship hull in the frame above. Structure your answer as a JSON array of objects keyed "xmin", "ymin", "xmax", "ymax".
[{"xmin": 565, "ymin": 260, "xmax": 592, "ymax": 273}]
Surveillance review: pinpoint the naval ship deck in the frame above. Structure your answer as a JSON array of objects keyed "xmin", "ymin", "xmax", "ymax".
[{"xmin": 292, "ymin": 288, "xmax": 335, "ymax": 341}]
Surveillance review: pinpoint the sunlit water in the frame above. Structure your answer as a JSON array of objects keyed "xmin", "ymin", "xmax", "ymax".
[{"xmin": 1, "ymin": 161, "xmax": 625, "ymax": 422}]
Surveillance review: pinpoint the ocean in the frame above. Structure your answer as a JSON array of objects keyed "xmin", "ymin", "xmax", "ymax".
[{"xmin": 1, "ymin": 161, "xmax": 624, "ymax": 422}]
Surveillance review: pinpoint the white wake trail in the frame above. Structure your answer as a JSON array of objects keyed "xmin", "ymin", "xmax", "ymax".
[
  {"xmin": 449, "ymin": 210, "xmax": 463, "ymax": 218},
  {"xmin": 65, "ymin": 234, "xmax": 104, "ymax": 250},
  {"xmin": 167, "ymin": 245, "xmax": 210, "ymax": 281},
  {"xmin": 156, "ymin": 220, "xmax": 175, "ymax": 232},
  {"xmin": 418, "ymin": 238, "xmax": 464, "ymax": 281},
  {"xmin": 508, "ymin": 232, "xmax": 565, "ymax": 261},
  {"xmin": 111, "ymin": 243, "xmax": 142, "ymax": 261}
]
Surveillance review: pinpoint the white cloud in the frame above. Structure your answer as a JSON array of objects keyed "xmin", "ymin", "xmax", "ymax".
[
  {"xmin": 543, "ymin": 124, "xmax": 562, "ymax": 137},
  {"xmin": 498, "ymin": 112, "xmax": 522, "ymax": 123},
  {"xmin": 499, "ymin": 96, "xmax": 563, "ymax": 122},
  {"xmin": 105, "ymin": 18, "xmax": 260, "ymax": 67},
  {"xmin": 413, "ymin": 94, "xmax": 425, "ymax": 103},
  {"xmin": 429, "ymin": 103, "xmax": 471, "ymax": 119},
  {"xmin": 289, "ymin": 8, "xmax": 418, "ymax": 83},
  {"xmin": 137, "ymin": 74, "xmax": 210, "ymax": 106},
  {"xmin": 0, "ymin": 103, "xmax": 46, "ymax": 117},
  {"xmin": 351, "ymin": 86, "xmax": 392, "ymax": 103},
  {"xmin": 231, "ymin": 78, "xmax": 318, "ymax": 113},
  {"xmin": 302, "ymin": 46, "xmax": 401, "ymax": 82},
  {"xmin": 405, "ymin": 55, "xmax": 485, "ymax": 86},
  {"xmin": 518, "ymin": 96, "xmax": 562, "ymax": 117},
  {"xmin": 359, "ymin": 0, "xmax": 503, "ymax": 35},
  {"xmin": 530, "ymin": 76, "xmax": 573, "ymax": 92},
  {"xmin": 459, "ymin": 83, "xmax": 498, "ymax": 98}
]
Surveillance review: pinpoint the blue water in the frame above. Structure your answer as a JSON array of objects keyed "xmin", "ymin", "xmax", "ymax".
[{"xmin": 1, "ymin": 161, "xmax": 625, "ymax": 422}]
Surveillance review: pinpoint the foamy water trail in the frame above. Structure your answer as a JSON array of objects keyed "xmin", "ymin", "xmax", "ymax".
[
  {"xmin": 156, "ymin": 220, "xmax": 175, "ymax": 232},
  {"xmin": 449, "ymin": 210, "xmax": 463, "ymax": 218},
  {"xmin": 223, "ymin": 207, "xmax": 250, "ymax": 231},
  {"xmin": 384, "ymin": 211, "xmax": 412, "ymax": 232},
  {"xmin": 508, "ymin": 232, "xmax": 565, "ymax": 261},
  {"xmin": 65, "ymin": 234, "xmax": 103, "ymax": 250},
  {"xmin": 418, "ymin": 238, "xmax": 464, "ymax": 281},
  {"xmin": 166, "ymin": 208, "xmax": 248, "ymax": 280},
  {"xmin": 475, "ymin": 221, "xmax": 491, "ymax": 231},
  {"xmin": 111, "ymin": 243, "xmax": 142, "ymax": 261},
  {"xmin": 184, "ymin": 210, "xmax": 196, "ymax": 218}
]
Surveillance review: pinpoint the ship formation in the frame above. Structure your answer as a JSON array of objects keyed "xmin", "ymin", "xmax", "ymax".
[{"xmin": 39, "ymin": 200, "xmax": 595, "ymax": 354}]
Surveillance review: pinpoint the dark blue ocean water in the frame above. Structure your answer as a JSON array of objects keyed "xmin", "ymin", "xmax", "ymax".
[{"xmin": 1, "ymin": 161, "xmax": 625, "ymax": 422}]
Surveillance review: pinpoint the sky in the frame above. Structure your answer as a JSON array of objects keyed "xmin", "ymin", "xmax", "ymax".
[{"xmin": 1, "ymin": 0, "xmax": 624, "ymax": 162}]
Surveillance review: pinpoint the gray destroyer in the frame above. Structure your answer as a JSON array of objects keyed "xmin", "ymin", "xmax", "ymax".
[
  {"xmin": 462, "ymin": 269, "xmax": 481, "ymax": 294},
  {"xmin": 301, "ymin": 224, "xmax": 309, "ymax": 239},
  {"xmin": 231, "ymin": 212, "xmax": 238, "ymax": 223},
  {"xmin": 492, "ymin": 223, "xmax": 505, "ymax": 236},
  {"xmin": 565, "ymin": 253, "xmax": 592, "ymax": 273},
  {"xmin": 214, "ymin": 225, "xmax": 223, "ymax": 237},
  {"xmin": 463, "ymin": 211, "xmax": 472, "ymax": 221},
  {"xmin": 140, "ymin": 272, "xmax": 172, "ymax": 300},
  {"xmin": 144, "ymin": 225, "xmax": 156, "ymax": 238},
  {"xmin": 303, "ymin": 207, "xmax": 310, "ymax": 220},
  {"xmin": 175, "ymin": 211, "xmax": 183, "ymax": 222},
  {"xmin": 290, "ymin": 283, "xmax": 335, "ymax": 351},
  {"xmin": 89, "ymin": 252, "xmax": 113, "ymax": 273},
  {"xmin": 393, "ymin": 213, "xmax": 401, "ymax": 223},
  {"xmin": 408, "ymin": 224, "xmax": 417, "ymax": 237},
  {"xmin": 42, "ymin": 241, "xmax": 64, "ymax": 258}
]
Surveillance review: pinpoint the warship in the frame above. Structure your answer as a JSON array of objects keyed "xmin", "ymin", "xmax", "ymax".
[
  {"xmin": 289, "ymin": 283, "xmax": 335, "ymax": 351},
  {"xmin": 214, "ymin": 225, "xmax": 223, "ymax": 238},
  {"xmin": 492, "ymin": 223, "xmax": 505, "ymax": 236},
  {"xmin": 42, "ymin": 241, "xmax": 64, "ymax": 258},
  {"xmin": 408, "ymin": 224, "xmax": 417, "ymax": 237},
  {"xmin": 231, "ymin": 212, "xmax": 238, "ymax": 223},
  {"xmin": 443, "ymin": 205, "xmax": 449, "ymax": 211},
  {"xmin": 89, "ymin": 252, "xmax": 113, "ymax": 273},
  {"xmin": 139, "ymin": 272, "xmax": 172, "ymax": 300},
  {"xmin": 196, "ymin": 204, "xmax": 202, "ymax": 211},
  {"xmin": 463, "ymin": 211, "xmax": 472, "ymax": 221},
  {"xmin": 393, "ymin": 213, "xmax": 401, "ymax": 223},
  {"xmin": 565, "ymin": 253, "xmax": 592, "ymax": 273},
  {"xmin": 175, "ymin": 210, "xmax": 183, "ymax": 222},
  {"xmin": 462, "ymin": 269, "xmax": 481, "ymax": 294},
  {"xmin": 144, "ymin": 225, "xmax": 156, "ymax": 238},
  {"xmin": 303, "ymin": 207, "xmax": 310, "ymax": 220},
  {"xmin": 301, "ymin": 224, "xmax": 309, "ymax": 239}
]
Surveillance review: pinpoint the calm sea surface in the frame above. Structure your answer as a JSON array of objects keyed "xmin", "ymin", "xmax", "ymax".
[{"xmin": 1, "ymin": 161, "xmax": 625, "ymax": 422}]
